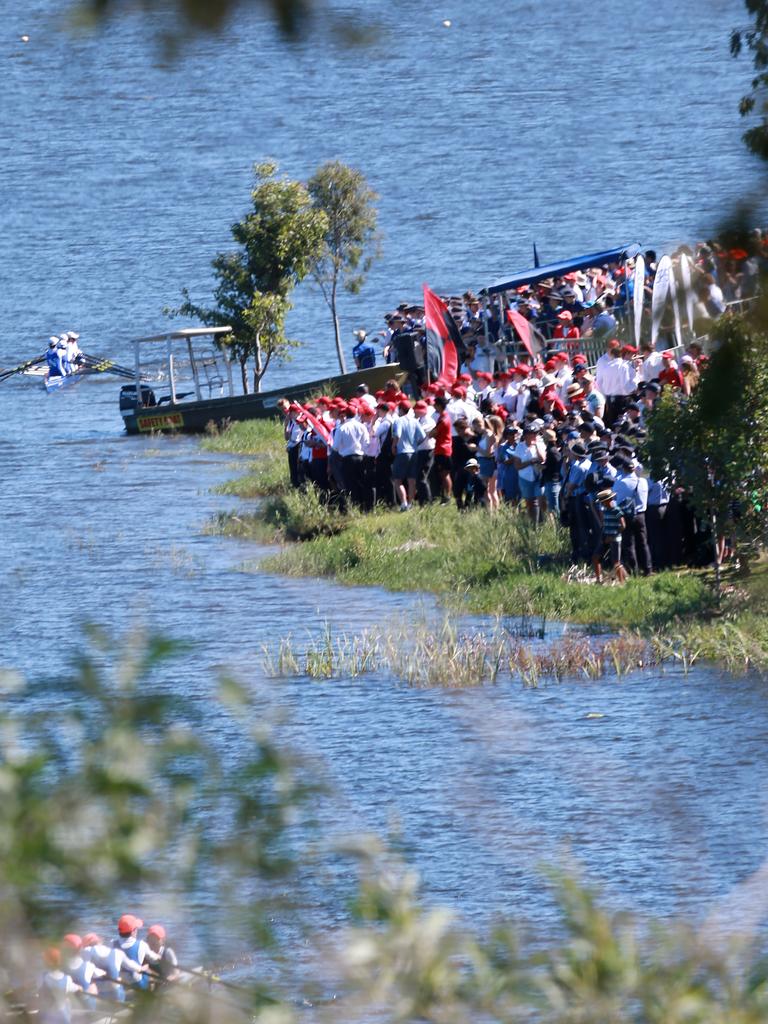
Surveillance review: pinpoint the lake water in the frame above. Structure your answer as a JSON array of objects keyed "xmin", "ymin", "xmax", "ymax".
[{"xmin": 2, "ymin": 0, "xmax": 768, "ymax": 980}]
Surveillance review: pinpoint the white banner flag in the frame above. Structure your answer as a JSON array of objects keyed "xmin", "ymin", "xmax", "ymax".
[
  {"xmin": 679, "ymin": 252, "xmax": 695, "ymax": 334},
  {"xmin": 651, "ymin": 255, "xmax": 672, "ymax": 346},
  {"xmin": 633, "ymin": 254, "xmax": 645, "ymax": 346},
  {"xmin": 668, "ymin": 259, "xmax": 683, "ymax": 349}
]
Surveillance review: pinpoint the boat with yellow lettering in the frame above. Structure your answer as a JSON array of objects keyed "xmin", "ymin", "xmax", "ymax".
[{"xmin": 119, "ymin": 327, "xmax": 404, "ymax": 435}]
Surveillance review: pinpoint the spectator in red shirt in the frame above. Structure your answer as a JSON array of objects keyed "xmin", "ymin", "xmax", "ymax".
[
  {"xmin": 659, "ymin": 350, "xmax": 683, "ymax": 389},
  {"xmin": 428, "ymin": 395, "xmax": 453, "ymax": 502},
  {"xmin": 552, "ymin": 310, "xmax": 581, "ymax": 343}
]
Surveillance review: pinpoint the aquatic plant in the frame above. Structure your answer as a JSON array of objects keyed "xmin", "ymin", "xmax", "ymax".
[{"xmin": 260, "ymin": 622, "xmax": 658, "ymax": 689}]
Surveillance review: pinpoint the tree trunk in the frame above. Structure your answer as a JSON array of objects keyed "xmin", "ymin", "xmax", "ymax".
[
  {"xmin": 331, "ymin": 280, "xmax": 347, "ymax": 374},
  {"xmin": 239, "ymin": 355, "xmax": 249, "ymax": 395},
  {"xmin": 254, "ymin": 337, "xmax": 263, "ymax": 393}
]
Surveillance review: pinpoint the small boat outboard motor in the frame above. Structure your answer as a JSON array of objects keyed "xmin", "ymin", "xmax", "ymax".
[{"xmin": 119, "ymin": 383, "xmax": 157, "ymax": 412}]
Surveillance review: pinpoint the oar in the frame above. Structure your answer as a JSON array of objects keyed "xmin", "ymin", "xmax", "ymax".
[
  {"xmin": 174, "ymin": 962, "xmax": 276, "ymax": 1000},
  {"xmin": 0, "ymin": 354, "xmax": 46, "ymax": 381},
  {"xmin": 79, "ymin": 354, "xmax": 136, "ymax": 379}
]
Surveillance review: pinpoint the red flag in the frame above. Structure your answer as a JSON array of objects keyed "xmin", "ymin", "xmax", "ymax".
[
  {"xmin": 506, "ymin": 309, "xmax": 534, "ymax": 360},
  {"xmin": 289, "ymin": 402, "xmax": 331, "ymax": 444},
  {"xmin": 423, "ymin": 284, "xmax": 460, "ymax": 385}
]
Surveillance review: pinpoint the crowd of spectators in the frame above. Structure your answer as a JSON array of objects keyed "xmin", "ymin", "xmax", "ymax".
[
  {"xmin": 278, "ymin": 238, "xmax": 761, "ymax": 583},
  {"xmin": 279, "ymin": 336, "xmax": 717, "ymax": 583},
  {"xmin": 351, "ymin": 238, "xmax": 763, "ymax": 387}
]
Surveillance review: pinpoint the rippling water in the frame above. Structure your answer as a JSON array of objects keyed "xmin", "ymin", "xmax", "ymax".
[{"xmin": 2, "ymin": 0, "xmax": 768, "ymax": 972}]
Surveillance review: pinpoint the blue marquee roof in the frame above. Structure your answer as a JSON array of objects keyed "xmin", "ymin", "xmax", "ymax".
[{"xmin": 484, "ymin": 243, "xmax": 643, "ymax": 295}]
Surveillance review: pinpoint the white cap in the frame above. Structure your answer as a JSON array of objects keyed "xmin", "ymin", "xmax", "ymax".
[
  {"xmin": 66, "ymin": 331, "xmax": 80, "ymax": 340},
  {"xmin": 49, "ymin": 336, "xmax": 59, "ymax": 345}
]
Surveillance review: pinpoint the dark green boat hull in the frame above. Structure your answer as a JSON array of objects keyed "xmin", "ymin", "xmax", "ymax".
[{"xmin": 122, "ymin": 364, "xmax": 405, "ymax": 435}]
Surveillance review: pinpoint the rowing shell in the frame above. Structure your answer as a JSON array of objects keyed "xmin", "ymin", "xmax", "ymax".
[{"xmin": 43, "ymin": 371, "xmax": 90, "ymax": 393}]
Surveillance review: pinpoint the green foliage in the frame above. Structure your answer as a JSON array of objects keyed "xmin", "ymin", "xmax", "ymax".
[
  {"xmin": 0, "ymin": 628, "xmax": 315, "ymax": 983},
  {"xmin": 645, "ymin": 315, "xmax": 768, "ymax": 554},
  {"xmin": 171, "ymin": 162, "xmax": 327, "ymax": 392},
  {"xmin": 308, "ymin": 161, "xmax": 380, "ymax": 373},
  {"xmin": 731, "ymin": 0, "xmax": 768, "ymax": 159}
]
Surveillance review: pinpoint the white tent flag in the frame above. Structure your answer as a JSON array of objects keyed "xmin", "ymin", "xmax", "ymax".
[
  {"xmin": 668, "ymin": 260, "xmax": 683, "ymax": 349},
  {"xmin": 679, "ymin": 252, "xmax": 695, "ymax": 333},
  {"xmin": 651, "ymin": 254, "xmax": 672, "ymax": 346},
  {"xmin": 633, "ymin": 254, "xmax": 646, "ymax": 346}
]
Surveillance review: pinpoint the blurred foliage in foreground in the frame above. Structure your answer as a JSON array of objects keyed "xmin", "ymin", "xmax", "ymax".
[{"xmin": 3, "ymin": 629, "xmax": 768, "ymax": 1022}]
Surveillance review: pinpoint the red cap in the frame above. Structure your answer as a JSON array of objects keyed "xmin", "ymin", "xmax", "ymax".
[
  {"xmin": 622, "ymin": 344, "xmax": 638, "ymax": 354},
  {"xmin": 557, "ymin": 310, "xmax": 573, "ymax": 322},
  {"xmin": 397, "ymin": 399, "xmax": 411, "ymax": 411},
  {"xmin": 82, "ymin": 934, "xmax": 101, "ymax": 947},
  {"xmin": 118, "ymin": 914, "xmax": 143, "ymax": 935},
  {"xmin": 386, "ymin": 401, "xmax": 397, "ymax": 412},
  {"xmin": 316, "ymin": 396, "xmax": 331, "ymax": 406},
  {"xmin": 572, "ymin": 354, "xmax": 587, "ymax": 364},
  {"xmin": 62, "ymin": 934, "xmax": 82, "ymax": 950},
  {"xmin": 662, "ymin": 349, "xmax": 674, "ymax": 359},
  {"xmin": 475, "ymin": 371, "xmax": 493, "ymax": 381},
  {"xmin": 554, "ymin": 352, "xmax": 569, "ymax": 363},
  {"xmin": 512, "ymin": 366, "xmax": 528, "ymax": 377},
  {"xmin": 497, "ymin": 371, "xmax": 511, "ymax": 380},
  {"xmin": 414, "ymin": 400, "xmax": 428, "ymax": 413},
  {"xmin": 458, "ymin": 373, "xmax": 472, "ymax": 382},
  {"xmin": 608, "ymin": 339, "xmax": 621, "ymax": 350},
  {"xmin": 147, "ymin": 924, "xmax": 166, "ymax": 941},
  {"xmin": 544, "ymin": 359, "xmax": 557, "ymax": 371}
]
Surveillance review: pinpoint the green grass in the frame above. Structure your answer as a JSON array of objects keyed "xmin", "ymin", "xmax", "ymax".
[
  {"xmin": 202, "ymin": 417, "xmax": 284, "ymax": 456},
  {"xmin": 257, "ymin": 504, "xmax": 714, "ymax": 628},
  {"xmin": 202, "ymin": 418, "xmax": 290, "ymax": 497}
]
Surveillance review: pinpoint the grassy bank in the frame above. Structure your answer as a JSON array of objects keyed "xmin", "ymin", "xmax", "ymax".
[{"xmin": 202, "ymin": 419, "xmax": 768, "ymax": 669}]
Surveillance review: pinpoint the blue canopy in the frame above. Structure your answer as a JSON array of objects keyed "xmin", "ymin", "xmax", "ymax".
[{"xmin": 483, "ymin": 243, "xmax": 642, "ymax": 295}]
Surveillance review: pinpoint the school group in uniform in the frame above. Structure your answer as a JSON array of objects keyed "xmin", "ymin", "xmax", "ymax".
[
  {"xmin": 39, "ymin": 913, "xmax": 178, "ymax": 1022},
  {"xmin": 279, "ymin": 334, "xmax": 712, "ymax": 583}
]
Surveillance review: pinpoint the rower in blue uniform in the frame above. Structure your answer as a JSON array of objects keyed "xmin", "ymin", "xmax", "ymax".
[
  {"xmin": 46, "ymin": 338, "xmax": 66, "ymax": 377},
  {"xmin": 114, "ymin": 913, "xmax": 160, "ymax": 990}
]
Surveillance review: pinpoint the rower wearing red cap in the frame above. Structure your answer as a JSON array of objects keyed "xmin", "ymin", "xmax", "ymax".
[
  {"xmin": 114, "ymin": 913, "xmax": 160, "ymax": 991},
  {"xmin": 146, "ymin": 924, "xmax": 180, "ymax": 984}
]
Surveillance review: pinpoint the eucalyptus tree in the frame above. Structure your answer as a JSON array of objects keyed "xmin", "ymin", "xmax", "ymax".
[
  {"xmin": 308, "ymin": 161, "xmax": 380, "ymax": 374},
  {"xmin": 173, "ymin": 161, "xmax": 327, "ymax": 393}
]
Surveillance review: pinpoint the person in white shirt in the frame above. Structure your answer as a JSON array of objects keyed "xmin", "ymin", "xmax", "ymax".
[
  {"xmin": 65, "ymin": 331, "xmax": 82, "ymax": 369},
  {"xmin": 355, "ymin": 384, "xmax": 377, "ymax": 412},
  {"xmin": 446, "ymin": 387, "xmax": 478, "ymax": 436},
  {"xmin": 333, "ymin": 405, "xmax": 369, "ymax": 507},
  {"xmin": 512, "ymin": 424, "xmax": 546, "ymax": 523},
  {"xmin": 639, "ymin": 340, "xmax": 663, "ymax": 383},
  {"xmin": 413, "ymin": 400, "xmax": 437, "ymax": 503}
]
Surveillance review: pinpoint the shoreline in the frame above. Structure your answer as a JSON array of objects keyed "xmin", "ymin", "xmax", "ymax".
[{"xmin": 202, "ymin": 420, "xmax": 768, "ymax": 674}]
